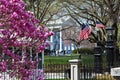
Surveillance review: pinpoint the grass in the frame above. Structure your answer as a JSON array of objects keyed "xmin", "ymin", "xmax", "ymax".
[
  {"xmin": 44, "ymin": 54, "xmax": 97, "ymax": 64},
  {"xmin": 81, "ymin": 54, "xmax": 94, "ymax": 64},
  {"xmin": 44, "ymin": 54, "xmax": 107, "ymax": 64},
  {"xmin": 44, "ymin": 54, "xmax": 79, "ymax": 64}
]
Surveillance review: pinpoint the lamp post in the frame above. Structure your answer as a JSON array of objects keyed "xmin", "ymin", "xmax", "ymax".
[
  {"xmin": 93, "ymin": 30, "xmax": 104, "ymax": 73},
  {"xmin": 105, "ymin": 27, "xmax": 115, "ymax": 72},
  {"xmin": 93, "ymin": 44, "xmax": 103, "ymax": 73}
]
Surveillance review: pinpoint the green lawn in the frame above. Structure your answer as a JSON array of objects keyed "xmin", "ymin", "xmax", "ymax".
[
  {"xmin": 44, "ymin": 54, "xmax": 100, "ymax": 64},
  {"xmin": 44, "ymin": 54, "xmax": 79, "ymax": 64}
]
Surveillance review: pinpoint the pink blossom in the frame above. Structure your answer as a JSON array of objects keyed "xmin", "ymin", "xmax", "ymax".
[
  {"xmin": 0, "ymin": 38, "xmax": 4, "ymax": 44},
  {"xmin": 2, "ymin": 30, "xmax": 8, "ymax": 35},
  {"xmin": 48, "ymin": 31, "xmax": 54, "ymax": 36},
  {"xmin": 0, "ymin": 23, "xmax": 5, "ymax": 27},
  {"xmin": 0, "ymin": 0, "xmax": 53, "ymax": 79},
  {"xmin": 0, "ymin": 61, "xmax": 7, "ymax": 72},
  {"xmin": 45, "ymin": 42, "xmax": 50, "ymax": 47}
]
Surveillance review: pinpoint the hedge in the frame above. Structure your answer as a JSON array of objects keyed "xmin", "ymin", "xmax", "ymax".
[{"xmin": 72, "ymin": 48, "xmax": 94, "ymax": 54}]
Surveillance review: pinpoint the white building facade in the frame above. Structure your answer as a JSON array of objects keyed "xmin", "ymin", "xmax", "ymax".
[{"xmin": 47, "ymin": 17, "xmax": 78, "ymax": 54}]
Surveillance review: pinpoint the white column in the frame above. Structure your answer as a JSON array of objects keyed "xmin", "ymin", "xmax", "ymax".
[
  {"xmin": 71, "ymin": 43, "xmax": 76, "ymax": 53},
  {"xmin": 59, "ymin": 27, "xmax": 62, "ymax": 52},
  {"xmin": 64, "ymin": 45, "xmax": 67, "ymax": 50},
  {"xmin": 66, "ymin": 45, "xmax": 68, "ymax": 53},
  {"xmin": 69, "ymin": 59, "xmax": 81, "ymax": 80},
  {"xmin": 50, "ymin": 32, "xmax": 54, "ymax": 50},
  {"xmin": 70, "ymin": 43, "xmax": 72, "ymax": 52}
]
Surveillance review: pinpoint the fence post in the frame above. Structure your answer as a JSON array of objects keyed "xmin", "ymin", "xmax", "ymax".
[{"xmin": 69, "ymin": 59, "xmax": 81, "ymax": 80}]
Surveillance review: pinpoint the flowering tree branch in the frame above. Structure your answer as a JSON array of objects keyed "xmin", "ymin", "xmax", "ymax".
[{"xmin": 0, "ymin": 0, "xmax": 53, "ymax": 79}]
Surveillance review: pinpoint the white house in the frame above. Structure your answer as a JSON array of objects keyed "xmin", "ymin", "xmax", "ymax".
[{"xmin": 47, "ymin": 17, "xmax": 78, "ymax": 54}]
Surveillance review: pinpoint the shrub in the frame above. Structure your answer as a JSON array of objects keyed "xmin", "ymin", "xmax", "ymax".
[
  {"xmin": 94, "ymin": 74, "xmax": 116, "ymax": 80},
  {"xmin": 72, "ymin": 48, "xmax": 94, "ymax": 54},
  {"xmin": 72, "ymin": 49, "xmax": 78, "ymax": 54},
  {"xmin": 44, "ymin": 49, "xmax": 51, "ymax": 55}
]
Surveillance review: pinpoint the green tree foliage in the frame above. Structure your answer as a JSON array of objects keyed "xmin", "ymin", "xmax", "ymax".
[
  {"xmin": 23, "ymin": 0, "xmax": 64, "ymax": 24},
  {"xmin": 61, "ymin": 0, "xmax": 120, "ymax": 47},
  {"xmin": 23, "ymin": 0, "xmax": 120, "ymax": 48},
  {"xmin": 72, "ymin": 48, "xmax": 94, "ymax": 54}
]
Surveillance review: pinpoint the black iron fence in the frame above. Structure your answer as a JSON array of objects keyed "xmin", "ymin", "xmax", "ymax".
[
  {"xmin": 0, "ymin": 63, "xmax": 120, "ymax": 80},
  {"xmin": 44, "ymin": 64, "xmax": 70, "ymax": 80},
  {"xmin": 44, "ymin": 63, "xmax": 120, "ymax": 80}
]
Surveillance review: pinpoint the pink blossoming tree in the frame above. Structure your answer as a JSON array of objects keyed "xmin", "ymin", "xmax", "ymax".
[{"xmin": 0, "ymin": 0, "xmax": 53, "ymax": 80}]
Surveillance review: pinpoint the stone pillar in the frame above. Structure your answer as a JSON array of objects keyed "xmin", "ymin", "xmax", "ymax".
[
  {"xmin": 111, "ymin": 67, "xmax": 120, "ymax": 79},
  {"xmin": 69, "ymin": 59, "xmax": 81, "ymax": 80}
]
